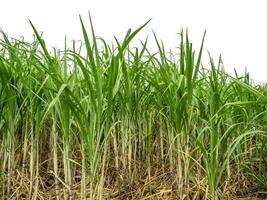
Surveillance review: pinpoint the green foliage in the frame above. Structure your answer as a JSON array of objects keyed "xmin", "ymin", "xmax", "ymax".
[{"xmin": 0, "ymin": 18, "xmax": 266, "ymax": 200}]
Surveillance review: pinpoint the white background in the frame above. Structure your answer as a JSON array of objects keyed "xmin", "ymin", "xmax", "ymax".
[{"xmin": 0, "ymin": 0, "xmax": 266, "ymax": 83}]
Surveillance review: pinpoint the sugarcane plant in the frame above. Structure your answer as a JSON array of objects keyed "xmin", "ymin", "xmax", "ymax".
[{"xmin": 0, "ymin": 15, "xmax": 266, "ymax": 200}]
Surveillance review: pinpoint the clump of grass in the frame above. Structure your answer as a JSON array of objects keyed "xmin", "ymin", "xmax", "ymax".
[{"xmin": 0, "ymin": 15, "xmax": 266, "ymax": 200}]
